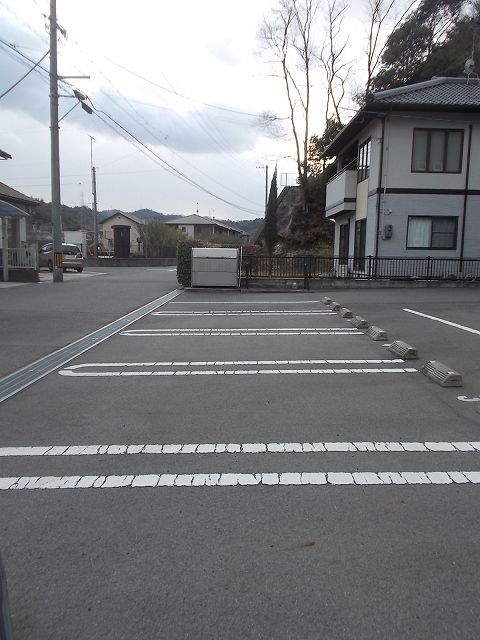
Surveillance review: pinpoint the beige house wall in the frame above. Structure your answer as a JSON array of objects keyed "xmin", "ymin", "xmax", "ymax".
[{"xmin": 101, "ymin": 214, "xmax": 142, "ymax": 253}]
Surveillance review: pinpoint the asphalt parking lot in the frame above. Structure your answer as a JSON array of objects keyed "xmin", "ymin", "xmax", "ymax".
[{"xmin": 1, "ymin": 271, "xmax": 480, "ymax": 639}]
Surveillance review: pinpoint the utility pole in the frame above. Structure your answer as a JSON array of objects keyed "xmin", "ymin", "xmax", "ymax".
[
  {"xmin": 92, "ymin": 167, "xmax": 98, "ymax": 259},
  {"xmin": 49, "ymin": 0, "xmax": 63, "ymax": 282},
  {"xmin": 89, "ymin": 136, "xmax": 98, "ymax": 259},
  {"xmin": 256, "ymin": 165, "xmax": 269, "ymax": 213}
]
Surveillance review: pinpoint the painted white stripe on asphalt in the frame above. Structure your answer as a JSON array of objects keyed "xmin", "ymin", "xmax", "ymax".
[
  {"xmin": 171, "ymin": 301, "xmax": 324, "ymax": 304},
  {"xmin": 152, "ymin": 311, "xmax": 335, "ymax": 316},
  {"xmin": 1, "ymin": 471, "xmax": 480, "ymax": 490},
  {"xmin": 63, "ymin": 358, "xmax": 404, "ymax": 370},
  {"xmin": 3, "ymin": 440, "xmax": 477, "ymax": 458},
  {"xmin": 403, "ymin": 308, "xmax": 480, "ymax": 335},
  {"xmin": 121, "ymin": 327, "xmax": 359, "ymax": 332},
  {"xmin": 59, "ymin": 367, "xmax": 417, "ymax": 378},
  {"xmin": 120, "ymin": 329, "xmax": 361, "ymax": 337}
]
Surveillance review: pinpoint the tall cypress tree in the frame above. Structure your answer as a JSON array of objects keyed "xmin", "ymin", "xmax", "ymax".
[{"xmin": 264, "ymin": 165, "xmax": 278, "ymax": 255}]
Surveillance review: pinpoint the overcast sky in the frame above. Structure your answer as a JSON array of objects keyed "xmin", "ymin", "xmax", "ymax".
[{"xmin": 0, "ymin": 0, "xmax": 373, "ymax": 221}]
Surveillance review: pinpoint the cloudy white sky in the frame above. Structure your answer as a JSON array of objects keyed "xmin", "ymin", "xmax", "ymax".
[{"xmin": 0, "ymin": 0, "xmax": 373, "ymax": 221}]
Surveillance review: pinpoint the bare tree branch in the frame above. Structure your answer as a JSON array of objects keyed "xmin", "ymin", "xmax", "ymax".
[
  {"xmin": 319, "ymin": 0, "xmax": 353, "ymax": 125},
  {"xmin": 258, "ymin": 0, "xmax": 320, "ymax": 215},
  {"xmin": 364, "ymin": 0, "xmax": 418, "ymax": 96}
]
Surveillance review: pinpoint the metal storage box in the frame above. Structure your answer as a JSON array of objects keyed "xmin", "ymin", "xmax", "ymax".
[{"xmin": 191, "ymin": 247, "xmax": 240, "ymax": 287}]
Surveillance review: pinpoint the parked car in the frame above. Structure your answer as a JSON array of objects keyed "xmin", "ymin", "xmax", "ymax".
[{"xmin": 39, "ymin": 243, "xmax": 84, "ymax": 272}]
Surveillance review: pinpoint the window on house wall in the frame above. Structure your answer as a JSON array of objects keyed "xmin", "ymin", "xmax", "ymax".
[
  {"xmin": 406, "ymin": 216, "xmax": 457, "ymax": 249},
  {"xmin": 357, "ymin": 138, "xmax": 371, "ymax": 183},
  {"xmin": 411, "ymin": 129, "xmax": 463, "ymax": 173}
]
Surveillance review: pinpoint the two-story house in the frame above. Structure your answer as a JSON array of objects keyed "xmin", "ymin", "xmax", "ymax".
[
  {"xmin": 323, "ymin": 77, "xmax": 480, "ymax": 274},
  {"xmin": 165, "ymin": 214, "xmax": 248, "ymax": 243}
]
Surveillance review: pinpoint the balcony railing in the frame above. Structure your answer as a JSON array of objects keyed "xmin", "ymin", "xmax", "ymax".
[
  {"xmin": 325, "ymin": 167, "xmax": 357, "ymax": 216},
  {"xmin": 243, "ymin": 255, "xmax": 480, "ymax": 288},
  {"xmin": 6, "ymin": 246, "xmax": 38, "ymax": 269}
]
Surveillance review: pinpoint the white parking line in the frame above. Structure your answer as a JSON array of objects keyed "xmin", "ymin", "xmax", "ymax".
[
  {"xmin": 59, "ymin": 366, "xmax": 417, "ymax": 377},
  {"xmin": 403, "ymin": 308, "xmax": 480, "ymax": 335},
  {"xmin": 63, "ymin": 358, "xmax": 405, "ymax": 368},
  {"xmin": 1, "ymin": 441, "xmax": 478, "ymax": 457},
  {"xmin": 171, "ymin": 301, "xmax": 324, "ymax": 304},
  {"xmin": 120, "ymin": 328, "xmax": 361, "ymax": 337},
  {"xmin": 152, "ymin": 311, "xmax": 335, "ymax": 316},
  {"xmin": 1, "ymin": 471, "xmax": 479, "ymax": 490}
]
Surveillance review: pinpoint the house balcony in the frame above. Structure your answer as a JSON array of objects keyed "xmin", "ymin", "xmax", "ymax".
[{"xmin": 325, "ymin": 168, "xmax": 357, "ymax": 218}]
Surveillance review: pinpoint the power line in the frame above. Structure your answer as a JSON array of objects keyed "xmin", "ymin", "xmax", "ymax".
[
  {"xmin": 97, "ymin": 89, "xmax": 262, "ymax": 207},
  {"xmin": 0, "ymin": 38, "xmax": 263, "ymax": 216},
  {"xmin": 107, "ymin": 57, "xmax": 262, "ymax": 118},
  {"xmin": 0, "ymin": 50, "xmax": 50, "ymax": 100},
  {"xmin": 88, "ymin": 102, "xmax": 262, "ymax": 216}
]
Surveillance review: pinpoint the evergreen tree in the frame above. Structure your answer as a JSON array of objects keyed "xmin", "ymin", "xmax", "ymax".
[
  {"xmin": 372, "ymin": 0, "xmax": 478, "ymax": 91},
  {"xmin": 264, "ymin": 166, "xmax": 278, "ymax": 255},
  {"xmin": 308, "ymin": 118, "xmax": 344, "ymax": 175}
]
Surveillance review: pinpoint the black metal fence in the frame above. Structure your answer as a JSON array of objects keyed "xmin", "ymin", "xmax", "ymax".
[{"xmin": 243, "ymin": 255, "xmax": 480, "ymax": 288}]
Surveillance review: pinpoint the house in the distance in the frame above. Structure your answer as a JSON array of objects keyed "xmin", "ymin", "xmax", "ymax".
[
  {"xmin": 323, "ymin": 77, "xmax": 480, "ymax": 270},
  {"xmin": 165, "ymin": 214, "xmax": 248, "ymax": 243},
  {"xmin": 99, "ymin": 211, "xmax": 144, "ymax": 255}
]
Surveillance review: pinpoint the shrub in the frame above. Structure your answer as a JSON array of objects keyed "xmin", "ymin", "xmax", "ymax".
[
  {"xmin": 139, "ymin": 220, "xmax": 180, "ymax": 257},
  {"xmin": 176, "ymin": 238, "xmax": 203, "ymax": 287}
]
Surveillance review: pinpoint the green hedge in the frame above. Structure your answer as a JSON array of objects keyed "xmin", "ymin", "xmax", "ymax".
[{"xmin": 176, "ymin": 239, "xmax": 203, "ymax": 287}]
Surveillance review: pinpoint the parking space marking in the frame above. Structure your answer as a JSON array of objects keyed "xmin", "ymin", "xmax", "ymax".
[
  {"xmin": 59, "ymin": 365, "xmax": 417, "ymax": 377},
  {"xmin": 1, "ymin": 441, "xmax": 478, "ymax": 457},
  {"xmin": 1, "ymin": 471, "xmax": 480, "ymax": 490},
  {"xmin": 63, "ymin": 358, "xmax": 405, "ymax": 369},
  {"xmin": 403, "ymin": 308, "xmax": 480, "ymax": 335},
  {"xmin": 152, "ymin": 310, "xmax": 336, "ymax": 316},
  {"xmin": 120, "ymin": 328, "xmax": 361, "ymax": 337},
  {"xmin": 171, "ymin": 301, "xmax": 324, "ymax": 304}
]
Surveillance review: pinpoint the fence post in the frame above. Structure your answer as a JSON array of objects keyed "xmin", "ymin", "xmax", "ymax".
[
  {"xmin": 303, "ymin": 257, "xmax": 309, "ymax": 290},
  {"xmin": 426, "ymin": 256, "xmax": 432, "ymax": 281},
  {"xmin": 367, "ymin": 255, "xmax": 373, "ymax": 280}
]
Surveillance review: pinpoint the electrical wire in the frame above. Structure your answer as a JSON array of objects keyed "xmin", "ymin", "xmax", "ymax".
[
  {"xmin": 0, "ymin": 49, "xmax": 50, "ymax": 100},
  {"xmin": 88, "ymin": 102, "xmax": 262, "ymax": 216},
  {"xmin": 0, "ymin": 38, "xmax": 263, "ymax": 215},
  {"xmin": 107, "ymin": 57, "xmax": 262, "ymax": 118},
  {"xmin": 97, "ymin": 89, "xmax": 262, "ymax": 207}
]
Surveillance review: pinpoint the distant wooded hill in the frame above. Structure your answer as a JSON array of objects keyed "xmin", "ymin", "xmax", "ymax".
[{"xmin": 29, "ymin": 201, "xmax": 263, "ymax": 243}]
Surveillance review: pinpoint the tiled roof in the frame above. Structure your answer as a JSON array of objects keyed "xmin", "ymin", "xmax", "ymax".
[
  {"xmin": 323, "ymin": 77, "xmax": 480, "ymax": 158},
  {"xmin": 166, "ymin": 214, "xmax": 245, "ymax": 234},
  {"xmin": 371, "ymin": 77, "xmax": 480, "ymax": 107},
  {"xmin": 0, "ymin": 181, "xmax": 38, "ymax": 205}
]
